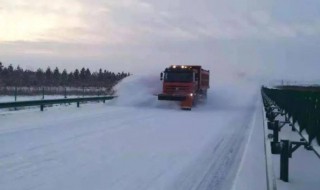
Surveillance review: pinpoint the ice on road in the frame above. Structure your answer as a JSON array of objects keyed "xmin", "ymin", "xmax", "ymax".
[{"xmin": 0, "ymin": 76, "xmax": 259, "ymax": 190}]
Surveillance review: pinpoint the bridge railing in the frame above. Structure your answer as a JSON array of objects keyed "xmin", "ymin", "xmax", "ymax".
[
  {"xmin": 262, "ymin": 86, "xmax": 320, "ymax": 146},
  {"xmin": 261, "ymin": 86, "xmax": 320, "ymax": 182}
]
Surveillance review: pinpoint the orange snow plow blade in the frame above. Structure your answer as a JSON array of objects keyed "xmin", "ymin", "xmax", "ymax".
[
  {"xmin": 158, "ymin": 94, "xmax": 193, "ymax": 110},
  {"xmin": 180, "ymin": 95, "xmax": 193, "ymax": 110}
]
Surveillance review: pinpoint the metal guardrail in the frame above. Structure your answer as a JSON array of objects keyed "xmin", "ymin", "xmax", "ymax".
[
  {"xmin": 262, "ymin": 86, "xmax": 320, "ymax": 146},
  {"xmin": 0, "ymin": 96, "xmax": 116, "ymax": 111},
  {"xmin": 261, "ymin": 86, "xmax": 320, "ymax": 182}
]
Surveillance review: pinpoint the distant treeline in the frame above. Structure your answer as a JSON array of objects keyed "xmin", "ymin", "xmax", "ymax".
[{"xmin": 0, "ymin": 62, "xmax": 130, "ymax": 88}]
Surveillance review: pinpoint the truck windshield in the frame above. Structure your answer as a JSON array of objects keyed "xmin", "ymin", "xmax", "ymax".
[{"xmin": 164, "ymin": 72, "xmax": 193, "ymax": 82}]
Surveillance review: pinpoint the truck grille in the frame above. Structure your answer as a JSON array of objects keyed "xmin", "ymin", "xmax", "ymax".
[{"xmin": 165, "ymin": 86, "xmax": 189, "ymax": 94}]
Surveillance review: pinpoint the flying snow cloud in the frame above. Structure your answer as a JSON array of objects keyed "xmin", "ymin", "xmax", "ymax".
[{"xmin": 0, "ymin": 0, "xmax": 320, "ymax": 82}]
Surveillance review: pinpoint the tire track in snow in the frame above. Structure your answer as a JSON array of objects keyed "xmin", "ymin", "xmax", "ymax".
[
  {"xmin": 195, "ymin": 105, "xmax": 257, "ymax": 190},
  {"xmin": 170, "ymin": 103, "xmax": 258, "ymax": 190},
  {"xmin": 196, "ymin": 103, "xmax": 258, "ymax": 190}
]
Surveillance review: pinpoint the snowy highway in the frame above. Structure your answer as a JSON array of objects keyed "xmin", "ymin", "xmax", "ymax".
[{"xmin": 0, "ymin": 77, "xmax": 260, "ymax": 190}]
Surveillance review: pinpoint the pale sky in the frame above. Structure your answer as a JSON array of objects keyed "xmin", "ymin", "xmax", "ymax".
[{"xmin": 0, "ymin": 0, "xmax": 320, "ymax": 81}]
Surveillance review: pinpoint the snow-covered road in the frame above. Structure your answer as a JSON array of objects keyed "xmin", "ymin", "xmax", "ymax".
[{"xmin": 0, "ymin": 76, "xmax": 260, "ymax": 190}]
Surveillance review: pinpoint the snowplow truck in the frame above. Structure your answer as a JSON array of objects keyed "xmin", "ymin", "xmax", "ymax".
[{"xmin": 158, "ymin": 65, "xmax": 210, "ymax": 110}]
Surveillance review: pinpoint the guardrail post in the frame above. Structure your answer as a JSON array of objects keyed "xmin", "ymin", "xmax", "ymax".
[
  {"xmin": 64, "ymin": 87, "xmax": 67, "ymax": 98},
  {"xmin": 268, "ymin": 120, "xmax": 279, "ymax": 143},
  {"xmin": 266, "ymin": 112, "xmax": 276, "ymax": 122},
  {"xmin": 77, "ymin": 102, "xmax": 80, "ymax": 107},
  {"xmin": 40, "ymin": 104, "xmax": 44, "ymax": 111},
  {"xmin": 273, "ymin": 123, "xmax": 279, "ymax": 143},
  {"xmin": 42, "ymin": 87, "xmax": 45, "ymax": 100},
  {"xmin": 14, "ymin": 87, "xmax": 18, "ymax": 110},
  {"xmin": 280, "ymin": 140, "xmax": 290, "ymax": 182},
  {"xmin": 14, "ymin": 86, "xmax": 17, "ymax": 102}
]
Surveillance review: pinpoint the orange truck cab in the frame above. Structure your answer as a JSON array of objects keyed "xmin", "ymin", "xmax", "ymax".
[{"xmin": 158, "ymin": 65, "xmax": 210, "ymax": 110}]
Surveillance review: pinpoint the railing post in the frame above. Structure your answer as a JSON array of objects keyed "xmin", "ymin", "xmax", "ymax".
[
  {"xmin": 77, "ymin": 102, "xmax": 80, "ymax": 107},
  {"xmin": 280, "ymin": 140, "xmax": 290, "ymax": 182},
  {"xmin": 40, "ymin": 104, "xmax": 44, "ymax": 111},
  {"xmin": 42, "ymin": 87, "xmax": 45, "ymax": 100},
  {"xmin": 268, "ymin": 120, "xmax": 279, "ymax": 143},
  {"xmin": 14, "ymin": 86, "xmax": 17, "ymax": 102},
  {"xmin": 14, "ymin": 87, "xmax": 18, "ymax": 110},
  {"xmin": 273, "ymin": 121, "xmax": 279, "ymax": 143},
  {"xmin": 64, "ymin": 87, "xmax": 67, "ymax": 98}
]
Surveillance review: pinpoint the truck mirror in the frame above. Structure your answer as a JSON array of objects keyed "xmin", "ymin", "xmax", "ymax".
[{"xmin": 160, "ymin": 72, "xmax": 163, "ymax": 80}]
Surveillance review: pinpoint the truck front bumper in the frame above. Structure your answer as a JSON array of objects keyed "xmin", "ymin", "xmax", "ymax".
[{"xmin": 158, "ymin": 94, "xmax": 187, "ymax": 101}]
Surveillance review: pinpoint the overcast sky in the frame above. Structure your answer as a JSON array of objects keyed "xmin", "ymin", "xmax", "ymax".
[{"xmin": 0, "ymin": 0, "xmax": 320, "ymax": 82}]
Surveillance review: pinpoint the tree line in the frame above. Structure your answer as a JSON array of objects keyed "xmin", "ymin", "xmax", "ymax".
[{"xmin": 0, "ymin": 62, "xmax": 130, "ymax": 88}]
